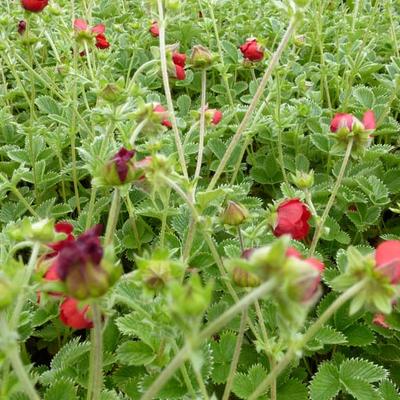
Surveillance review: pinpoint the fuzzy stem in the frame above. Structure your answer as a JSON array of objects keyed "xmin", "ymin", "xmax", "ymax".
[
  {"xmin": 104, "ymin": 189, "xmax": 121, "ymax": 246},
  {"xmin": 87, "ymin": 303, "xmax": 103, "ymax": 400},
  {"xmin": 157, "ymin": 0, "xmax": 188, "ymax": 179},
  {"xmin": 237, "ymin": 227, "xmax": 245, "ymax": 252},
  {"xmin": 8, "ymin": 347, "xmax": 41, "ymax": 400},
  {"xmin": 129, "ymin": 119, "xmax": 148, "ymax": 147},
  {"xmin": 222, "ymin": 308, "xmax": 248, "ymax": 400},
  {"xmin": 140, "ymin": 279, "xmax": 277, "ymax": 400},
  {"xmin": 248, "ymin": 279, "xmax": 368, "ymax": 400},
  {"xmin": 309, "ymin": 137, "xmax": 354, "ymax": 255},
  {"xmin": 182, "ymin": 219, "xmax": 197, "ymax": 262},
  {"xmin": 128, "ymin": 59, "xmax": 160, "ymax": 89},
  {"xmin": 194, "ymin": 69, "xmax": 207, "ymax": 181},
  {"xmin": 10, "ymin": 242, "xmax": 40, "ymax": 330},
  {"xmin": 207, "ymin": 17, "xmax": 298, "ymax": 191},
  {"xmin": 85, "ymin": 187, "xmax": 98, "ymax": 230}
]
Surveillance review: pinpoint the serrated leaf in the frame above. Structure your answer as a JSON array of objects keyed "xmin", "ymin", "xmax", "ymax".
[
  {"xmin": 44, "ymin": 380, "xmax": 77, "ymax": 400},
  {"xmin": 315, "ymin": 326, "xmax": 348, "ymax": 345},
  {"xmin": 340, "ymin": 377, "xmax": 380, "ymax": 400},
  {"xmin": 277, "ymin": 379, "xmax": 308, "ymax": 400},
  {"xmin": 343, "ymin": 324, "xmax": 375, "ymax": 347},
  {"xmin": 116, "ymin": 341, "xmax": 156, "ymax": 366},
  {"xmin": 232, "ymin": 364, "xmax": 267, "ymax": 399},
  {"xmin": 309, "ymin": 362, "xmax": 340, "ymax": 400},
  {"xmin": 379, "ymin": 380, "xmax": 400, "ymax": 399},
  {"xmin": 339, "ymin": 358, "xmax": 387, "ymax": 382}
]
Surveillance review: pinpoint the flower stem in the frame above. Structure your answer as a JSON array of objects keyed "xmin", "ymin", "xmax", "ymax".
[
  {"xmin": 128, "ymin": 59, "xmax": 160, "ymax": 89},
  {"xmin": 309, "ymin": 137, "xmax": 354, "ymax": 255},
  {"xmin": 140, "ymin": 279, "xmax": 277, "ymax": 400},
  {"xmin": 248, "ymin": 279, "xmax": 367, "ymax": 400},
  {"xmin": 85, "ymin": 187, "xmax": 98, "ymax": 230},
  {"xmin": 222, "ymin": 308, "xmax": 247, "ymax": 400},
  {"xmin": 157, "ymin": 0, "xmax": 188, "ymax": 179},
  {"xmin": 104, "ymin": 189, "xmax": 121, "ymax": 246},
  {"xmin": 8, "ymin": 347, "xmax": 41, "ymax": 400},
  {"xmin": 129, "ymin": 119, "xmax": 148, "ymax": 147},
  {"xmin": 207, "ymin": 16, "xmax": 298, "ymax": 190},
  {"xmin": 87, "ymin": 303, "xmax": 103, "ymax": 400},
  {"xmin": 194, "ymin": 69, "xmax": 208, "ymax": 181},
  {"xmin": 10, "ymin": 242, "xmax": 40, "ymax": 330}
]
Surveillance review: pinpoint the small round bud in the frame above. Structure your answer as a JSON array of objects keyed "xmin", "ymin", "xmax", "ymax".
[
  {"xmin": 190, "ymin": 45, "xmax": 213, "ymax": 69},
  {"xmin": 221, "ymin": 201, "xmax": 249, "ymax": 226}
]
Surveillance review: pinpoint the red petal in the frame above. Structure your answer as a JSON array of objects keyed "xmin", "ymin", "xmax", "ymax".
[
  {"xmin": 74, "ymin": 18, "xmax": 88, "ymax": 31},
  {"xmin": 362, "ymin": 110, "xmax": 376, "ymax": 130},
  {"xmin": 375, "ymin": 240, "xmax": 400, "ymax": 284},
  {"xmin": 92, "ymin": 24, "xmax": 106, "ymax": 35},
  {"xmin": 60, "ymin": 298, "xmax": 93, "ymax": 329}
]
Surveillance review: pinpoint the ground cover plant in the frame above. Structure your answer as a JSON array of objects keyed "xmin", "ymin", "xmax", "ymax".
[{"xmin": 1, "ymin": 0, "xmax": 400, "ymax": 399}]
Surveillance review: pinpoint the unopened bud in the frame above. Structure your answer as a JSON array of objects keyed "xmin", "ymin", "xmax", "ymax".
[
  {"xmin": 190, "ymin": 45, "xmax": 213, "ymax": 69},
  {"xmin": 221, "ymin": 201, "xmax": 249, "ymax": 226}
]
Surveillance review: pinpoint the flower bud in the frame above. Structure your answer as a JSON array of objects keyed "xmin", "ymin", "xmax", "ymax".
[
  {"xmin": 18, "ymin": 20, "xmax": 27, "ymax": 35},
  {"xmin": 9, "ymin": 218, "xmax": 56, "ymax": 243},
  {"xmin": 103, "ymin": 148, "xmax": 139, "ymax": 187},
  {"xmin": 232, "ymin": 266, "xmax": 260, "ymax": 288},
  {"xmin": 149, "ymin": 21, "xmax": 159, "ymax": 37},
  {"xmin": 221, "ymin": 201, "xmax": 249, "ymax": 226},
  {"xmin": 205, "ymin": 108, "xmax": 223, "ymax": 125},
  {"xmin": 291, "ymin": 170, "xmax": 314, "ymax": 190},
  {"xmin": 240, "ymin": 38, "xmax": 264, "ymax": 62},
  {"xmin": 190, "ymin": 45, "xmax": 213, "ymax": 69},
  {"xmin": 99, "ymin": 83, "xmax": 126, "ymax": 104},
  {"xmin": 55, "ymin": 225, "xmax": 113, "ymax": 300}
]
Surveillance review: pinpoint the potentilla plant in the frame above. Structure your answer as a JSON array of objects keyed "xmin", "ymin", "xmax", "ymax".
[{"xmin": 1, "ymin": 0, "xmax": 400, "ymax": 399}]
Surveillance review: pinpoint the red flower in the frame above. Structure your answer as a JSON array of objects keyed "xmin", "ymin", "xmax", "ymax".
[
  {"xmin": 240, "ymin": 39, "xmax": 264, "ymax": 62},
  {"xmin": 172, "ymin": 52, "xmax": 186, "ymax": 67},
  {"xmin": 330, "ymin": 110, "xmax": 376, "ymax": 133},
  {"xmin": 330, "ymin": 113, "xmax": 355, "ymax": 132},
  {"xmin": 154, "ymin": 104, "xmax": 172, "ymax": 128},
  {"xmin": 273, "ymin": 199, "xmax": 311, "ymax": 240},
  {"xmin": 21, "ymin": 0, "xmax": 48, "ymax": 12},
  {"xmin": 74, "ymin": 19, "xmax": 110, "ymax": 49},
  {"xmin": 373, "ymin": 313, "xmax": 389, "ymax": 329},
  {"xmin": 362, "ymin": 109, "xmax": 376, "ymax": 130},
  {"xmin": 375, "ymin": 240, "xmax": 400, "ymax": 284},
  {"xmin": 60, "ymin": 298, "xmax": 93, "ymax": 329},
  {"xmin": 95, "ymin": 33, "xmax": 110, "ymax": 49},
  {"xmin": 287, "ymin": 247, "xmax": 325, "ymax": 302},
  {"xmin": 174, "ymin": 65, "xmax": 186, "ymax": 80},
  {"xmin": 18, "ymin": 20, "xmax": 27, "ymax": 35},
  {"xmin": 211, "ymin": 109, "xmax": 222, "ymax": 125},
  {"xmin": 149, "ymin": 21, "xmax": 159, "ymax": 37}
]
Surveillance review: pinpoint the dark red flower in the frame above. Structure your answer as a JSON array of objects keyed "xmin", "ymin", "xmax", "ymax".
[
  {"xmin": 154, "ymin": 104, "xmax": 172, "ymax": 128},
  {"xmin": 18, "ymin": 20, "xmax": 27, "ymax": 35},
  {"xmin": 48, "ymin": 222, "xmax": 75, "ymax": 254},
  {"xmin": 21, "ymin": 0, "xmax": 48, "ymax": 12},
  {"xmin": 60, "ymin": 297, "xmax": 93, "ymax": 329},
  {"xmin": 375, "ymin": 240, "xmax": 400, "ymax": 284},
  {"xmin": 149, "ymin": 21, "xmax": 159, "ymax": 37},
  {"xmin": 172, "ymin": 52, "xmax": 186, "ymax": 67},
  {"xmin": 240, "ymin": 39, "xmax": 264, "ymax": 61},
  {"xmin": 273, "ymin": 199, "xmax": 311, "ymax": 240},
  {"xmin": 112, "ymin": 148, "xmax": 135, "ymax": 183},
  {"xmin": 95, "ymin": 33, "xmax": 110, "ymax": 49}
]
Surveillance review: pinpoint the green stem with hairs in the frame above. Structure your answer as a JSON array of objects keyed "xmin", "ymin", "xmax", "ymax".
[
  {"xmin": 207, "ymin": 16, "xmax": 298, "ymax": 190},
  {"xmin": 248, "ymin": 279, "xmax": 368, "ymax": 400},
  {"xmin": 222, "ymin": 308, "xmax": 248, "ymax": 400},
  {"xmin": 309, "ymin": 137, "xmax": 353, "ymax": 255},
  {"xmin": 157, "ymin": 0, "xmax": 188, "ymax": 179},
  {"xmin": 140, "ymin": 278, "xmax": 277, "ymax": 400},
  {"xmin": 104, "ymin": 189, "xmax": 121, "ymax": 246},
  {"xmin": 194, "ymin": 69, "xmax": 207, "ymax": 181}
]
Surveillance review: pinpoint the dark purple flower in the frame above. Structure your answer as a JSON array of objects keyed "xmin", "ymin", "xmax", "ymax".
[{"xmin": 113, "ymin": 148, "xmax": 135, "ymax": 183}]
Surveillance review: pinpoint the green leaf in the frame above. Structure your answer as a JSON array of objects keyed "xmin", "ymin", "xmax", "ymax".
[
  {"xmin": 315, "ymin": 326, "xmax": 348, "ymax": 345},
  {"xmin": 116, "ymin": 341, "xmax": 156, "ymax": 366},
  {"xmin": 222, "ymin": 40, "xmax": 239, "ymax": 63},
  {"xmin": 310, "ymin": 134, "xmax": 332, "ymax": 153},
  {"xmin": 379, "ymin": 380, "xmax": 400, "ymax": 399},
  {"xmin": 176, "ymin": 95, "xmax": 191, "ymax": 115},
  {"xmin": 35, "ymin": 96, "xmax": 62, "ymax": 115},
  {"xmin": 353, "ymin": 86, "xmax": 375, "ymax": 108},
  {"xmin": 277, "ymin": 379, "xmax": 308, "ymax": 400},
  {"xmin": 343, "ymin": 324, "xmax": 375, "ymax": 347},
  {"xmin": 309, "ymin": 362, "xmax": 340, "ymax": 400},
  {"xmin": 44, "ymin": 380, "xmax": 77, "ymax": 400},
  {"xmin": 232, "ymin": 364, "xmax": 267, "ymax": 399},
  {"xmin": 339, "ymin": 358, "xmax": 387, "ymax": 382},
  {"xmin": 340, "ymin": 377, "xmax": 380, "ymax": 400}
]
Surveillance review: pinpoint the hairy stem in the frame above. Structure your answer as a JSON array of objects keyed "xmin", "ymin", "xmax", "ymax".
[
  {"xmin": 309, "ymin": 137, "xmax": 353, "ymax": 255},
  {"xmin": 222, "ymin": 308, "xmax": 248, "ymax": 400},
  {"xmin": 140, "ymin": 279, "xmax": 277, "ymax": 400},
  {"xmin": 194, "ymin": 69, "xmax": 207, "ymax": 181},
  {"xmin": 104, "ymin": 189, "xmax": 121, "ymax": 246},
  {"xmin": 157, "ymin": 0, "xmax": 188, "ymax": 179},
  {"xmin": 207, "ymin": 17, "xmax": 298, "ymax": 190},
  {"xmin": 248, "ymin": 279, "xmax": 367, "ymax": 400}
]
